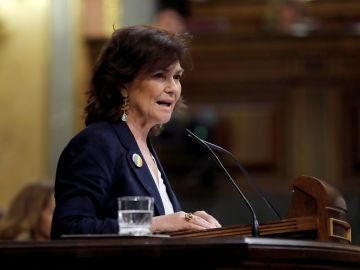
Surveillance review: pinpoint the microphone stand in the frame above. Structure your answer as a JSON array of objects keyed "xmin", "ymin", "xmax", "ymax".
[
  {"xmin": 186, "ymin": 129, "xmax": 260, "ymax": 237},
  {"xmin": 202, "ymin": 140, "xmax": 281, "ymax": 220}
]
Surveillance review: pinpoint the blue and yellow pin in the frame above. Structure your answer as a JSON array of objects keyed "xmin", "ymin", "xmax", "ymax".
[{"xmin": 132, "ymin": 153, "xmax": 143, "ymax": 168}]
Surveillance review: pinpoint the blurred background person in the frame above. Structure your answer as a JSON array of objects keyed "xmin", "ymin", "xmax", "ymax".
[
  {"xmin": 0, "ymin": 182, "xmax": 54, "ymax": 241},
  {"xmin": 264, "ymin": 0, "xmax": 318, "ymax": 37},
  {"xmin": 153, "ymin": 0, "xmax": 190, "ymax": 33}
]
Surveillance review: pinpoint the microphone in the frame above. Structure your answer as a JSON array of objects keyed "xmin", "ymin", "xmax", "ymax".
[
  {"xmin": 186, "ymin": 129, "xmax": 260, "ymax": 237},
  {"xmin": 200, "ymin": 139, "xmax": 282, "ymax": 220}
]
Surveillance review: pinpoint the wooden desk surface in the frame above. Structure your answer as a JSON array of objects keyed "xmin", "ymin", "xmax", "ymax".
[{"xmin": 0, "ymin": 236, "xmax": 359, "ymax": 269}]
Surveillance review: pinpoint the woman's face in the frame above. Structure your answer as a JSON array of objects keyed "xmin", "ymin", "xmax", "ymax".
[{"xmin": 125, "ymin": 61, "xmax": 183, "ymax": 129}]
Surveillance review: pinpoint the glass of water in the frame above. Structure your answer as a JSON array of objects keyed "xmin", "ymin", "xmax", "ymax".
[{"xmin": 118, "ymin": 196, "xmax": 154, "ymax": 236}]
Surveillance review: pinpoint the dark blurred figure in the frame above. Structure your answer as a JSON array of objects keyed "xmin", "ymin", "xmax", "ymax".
[
  {"xmin": 264, "ymin": 0, "xmax": 318, "ymax": 37},
  {"xmin": 0, "ymin": 182, "xmax": 54, "ymax": 241},
  {"xmin": 0, "ymin": 208, "xmax": 5, "ymax": 220},
  {"xmin": 153, "ymin": 0, "xmax": 190, "ymax": 33}
]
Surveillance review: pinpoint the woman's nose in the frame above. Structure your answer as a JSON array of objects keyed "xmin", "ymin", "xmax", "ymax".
[{"xmin": 165, "ymin": 77, "xmax": 178, "ymax": 92}]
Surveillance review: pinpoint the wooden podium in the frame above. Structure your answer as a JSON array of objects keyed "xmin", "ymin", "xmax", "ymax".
[
  {"xmin": 169, "ymin": 175, "xmax": 352, "ymax": 244},
  {"xmin": 0, "ymin": 236, "xmax": 359, "ymax": 269},
  {"xmin": 0, "ymin": 175, "xmax": 359, "ymax": 269}
]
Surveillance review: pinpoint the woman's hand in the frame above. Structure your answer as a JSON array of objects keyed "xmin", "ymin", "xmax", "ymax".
[{"xmin": 150, "ymin": 210, "xmax": 221, "ymax": 233}]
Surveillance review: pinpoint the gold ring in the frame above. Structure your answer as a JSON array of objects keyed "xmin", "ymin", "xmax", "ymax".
[{"xmin": 185, "ymin": 212, "xmax": 193, "ymax": 222}]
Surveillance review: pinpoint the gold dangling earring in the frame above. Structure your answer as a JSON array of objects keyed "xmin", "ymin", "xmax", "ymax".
[{"xmin": 121, "ymin": 95, "xmax": 129, "ymax": 122}]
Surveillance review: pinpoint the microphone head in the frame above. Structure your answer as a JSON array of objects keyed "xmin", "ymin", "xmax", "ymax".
[
  {"xmin": 186, "ymin": 128, "xmax": 201, "ymax": 140},
  {"xmin": 185, "ymin": 129, "xmax": 204, "ymax": 144},
  {"xmin": 185, "ymin": 128, "xmax": 193, "ymax": 136}
]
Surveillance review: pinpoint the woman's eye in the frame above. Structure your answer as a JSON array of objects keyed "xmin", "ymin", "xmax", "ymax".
[
  {"xmin": 153, "ymin": 72, "xmax": 165, "ymax": 79},
  {"xmin": 174, "ymin": 74, "xmax": 182, "ymax": 80}
]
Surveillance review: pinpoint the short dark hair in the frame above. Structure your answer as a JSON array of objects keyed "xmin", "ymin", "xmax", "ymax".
[{"xmin": 84, "ymin": 25, "xmax": 191, "ymax": 126}]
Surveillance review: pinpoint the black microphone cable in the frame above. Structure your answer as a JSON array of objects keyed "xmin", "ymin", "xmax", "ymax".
[{"xmin": 186, "ymin": 129, "xmax": 260, "ymax": 237}]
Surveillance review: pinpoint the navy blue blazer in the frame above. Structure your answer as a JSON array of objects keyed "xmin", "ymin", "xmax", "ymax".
[{"xmin": 50, "ymin": 121, "xmax": 182, "ymax": 239}]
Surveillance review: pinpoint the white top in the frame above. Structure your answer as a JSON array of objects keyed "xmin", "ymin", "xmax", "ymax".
[{"xmin": 149, "ymin": 157, "xmax": 174, "ymax": 215}]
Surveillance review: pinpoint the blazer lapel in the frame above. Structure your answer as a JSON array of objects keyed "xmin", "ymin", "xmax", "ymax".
[{"xmin": 111, "ymin": 122, "xmax": 165, "ymax": 215}]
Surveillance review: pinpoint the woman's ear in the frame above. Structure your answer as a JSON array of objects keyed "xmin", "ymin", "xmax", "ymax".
[{"xmin": 120, "ymin": 87, "xmax": 128, "ymax": 98}]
